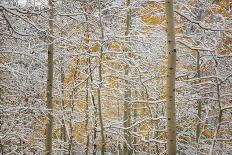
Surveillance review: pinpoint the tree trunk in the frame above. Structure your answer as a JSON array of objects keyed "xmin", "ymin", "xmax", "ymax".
[
  {"xmin": 209, "ymin": 60, "xmax": 222, "ymax": 155},
  {"xmin": 88, "ymin": 54, "xmax": 97, "ymax": 155},
  {"xmin": 164, "ymin": 0, "xmax": 177, "ymax": 154},
  {"xmin": 45, "ymin": 0, "xmax": 54, "ymax": 154},
  {"xmin": 97, "ymin": 1, "xmax": 106, "ymax": 154},
  {"xmin": 85, "ymin": 82, "xmax": 90, "ymax": 155},
  {"xmin": 133, "ymin": 90, "xmax": 138, "ymax": 155},
  {"xmin": 196, "ymin": 51, "xmax": 201, "ymax": 143},
  {"xmin": 60, "ymin": 56, "xmax": 67, "ymax": 149},
  {"xmin": 123, "ymin": 0, "xmax": 132, "ymax": 155},
  {"xmin": 68, "ymin": 60, "xmax": 79, "ymax": 155}
]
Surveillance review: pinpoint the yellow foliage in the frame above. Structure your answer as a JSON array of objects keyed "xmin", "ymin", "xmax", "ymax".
[
  {"xmin": 78, "ymin": 102, "xmax": 87, "ymax": 113},
  {"xmin": 75, "ymin": 125, "xmax": 84, "ymax": 141},
  {"xmin": 75, "ymin": 26, "xmax": 81, "ymax": 34},
  {"xmin": 175, "ymin": 27, "xmax": 182, "ymax": 34},
  {"xmin": 92, "ymin": 43, "xmax": 101, "ymax": 52},
  {"xmin": 102, "ymin": 55, "xmax": 112, "ymax": 61},
  {"xmin": 64, "ymin": 75, "xmax": 74, "ymax": 84},
  {"xmin": 212, "ymin": 1, "xmax": 230, "ymax": 17},
  {"xmin": 202, "ymin": 130, "xmax": 213, "ymax": 138},
  {"xmin": 109, "ymin": 41, "xmax": 123, "ymax": 49},
  {"xmin": 0, "ymin": 56, "xmax": 7, "ymax": 64},
  {"xmin": 69, "ymin": 67, "xmax": 78, "ymax": 74},
  {"xmin": 219, "ymin": 50, "xmax": 232, "ymax": 56},
  {"xmin": 142, "ymin": 15, "xmax": 161, "ymax": 25},
  {"xmin": 79, "ymin": 82, "xmax": 87, "ymax": 89},
  {"xmin": 107, "ymin": 77, "xmax": 118, "ymax": 88},
  {"xmin": 159, "ymin": 67, "xmax": 167, "ymax": 73},
  {"xmin": 79, "ymin": 58, "xmax": 88, "ymax": 65}
]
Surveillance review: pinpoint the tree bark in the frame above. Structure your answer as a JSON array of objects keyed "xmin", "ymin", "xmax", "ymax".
[
  {"xmin": 209, "ymin": 60, "xmax": 222, "ymax": 155},
  {"xmin": 164, "ymin": 0, "xmax": 177, "ymax": 154},
  {"xmin": 196, "ymin": 51, "xmax": 201, "ymax": 143},
  {"xmin": 97, "ymin": 0, "xmax": 106, "ymax": 154},
  {"xmin": 60, "ymin": 56, "xmax": 67, "ymax": 149},
  {"xmin": 123, "ymin": 1, "xmax": 132, "ymax": 155},
  {"xmin": 45, "ymin": 0, "xmax": 54, "ymax": 154}
]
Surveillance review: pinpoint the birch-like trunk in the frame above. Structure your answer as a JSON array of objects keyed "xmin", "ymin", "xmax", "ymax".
[
  {"xmin": 164, "ymin": 0, "xmax": 177, "ymax": 154},
  {"xmin": 209, "ymin": 59, "xmax": 222, "ymax": 155},
  {"xmin": 68, "ymin": 60, "xmax": 79, "ymax": 155},
  {"xmin": 85, "ymin": 77, "xmax": 90, "ymax": 155},
  {"xmin": 133, "ymin": 90, "xmax": 138, "ymax": 155},
  {"xmin": 196, "ymin": 51, "xmax": 201, "ymax": 143},
  {"xmin": 97, "ymin": 0, "xmax": 106, "ymax": 154},
  {"xmin": 45, "ymin": 0, "xmax": 54, "ymax": 154},
  {"xmin": 60, "ymin": 56, "xmax": 67, "ymax": 149},
  {"xmin": 123, "ymin": 0, "xmax": 132, "ymax": 154}
]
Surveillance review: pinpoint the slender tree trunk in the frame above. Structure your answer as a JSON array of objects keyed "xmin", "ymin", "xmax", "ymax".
[
  {"xmin": 196, "ymin": 51, "xmax": 201, "ymax": 143},
  {"xmin": 60, "ymin": 56, "xmax": 67, "ymax": 149},
  {"xmin": 209, "ymin": 61, "xmax": 222, "ymax": 155},
  {"xmin": 85, "ymin": 80, "xmax": 90, "ymax": 155},
  {"xmin": 0, "ymin": 143, "xmax": 3, "ymax": 155},
  {"xmin": 68, "ymin": 60, "xmax": 79, "ymax": 155},
  {"xmin": 123, "ymin": 65, "xmax": 131, "ymax": 155},
  {"xmin": 80, "ymin": 3, "xmax": 98, "ymax": 154},
  {"xmin": 164, "ymin": 0, "xmax": 177, "ymax": 154},
  {"xmin": 68, "ymin": 93, "xmax": 74, "ymax": 155},
  {"xmin": 133, "ymin": 90, "xmax": 138, "ymax": 155},
  {"xmin": 0, "ymin": 108, "xmax": 4, "ymax": 155},
  {"xmin": 87, "ymin": 55, "xmax": 98, "ymax": 155},
  {"xmin": 123, "ymin": 0, "xmax": 132, "ymax": 154},
  {"xmin": 84, "ymin": 51, "xmax": 90, "ymax": 155},
  {"xmin": 195, "ymin": 8, "xmax": 203, "ymax": 147},
  {"xmin": 97, "ymin": 1, "xmax": 106, "ymax": 154},
  {"xmin": 45, "ymin": 0, "xmax": 54, "ymax": 154}
]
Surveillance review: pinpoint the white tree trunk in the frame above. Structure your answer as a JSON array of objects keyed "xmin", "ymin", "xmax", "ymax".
[
  {"xmin": 123, "ymin": 0, "xmax": 132, "ymax": 154},
  {"xmin": 97, "ymin": 0, "xmax": 106, "ymax": 154},
  {"xmin": 164, "ymin": 0, "xmax": 177, "ymax": 154},
  {"xmin": 45, "ymin": 0, "xmax": 54, "ymax": 154}
]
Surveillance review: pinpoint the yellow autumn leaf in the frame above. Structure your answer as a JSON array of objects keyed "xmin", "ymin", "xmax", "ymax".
[
  {"xmin": 142, "ymin": 15, "xmax": 161, "ymax": 25},
  {"xmin": 202, "ymin": 130, "xmax": 213, "ymax": 138},
  {"xmin": 75, "ymin": 26, "xmax": 81, "ymax": 34},
  {"xmin": 107, "ymin": 77, "xmax": 118, "ymax": 88},
  {"xmin": 64, "ymin": 75, "xmax": 74, "ymax": 84},
  {"xmin": 92, "ymin": 43, "xmax": 101, "ymax": 52},
  {"xmin": 75, "ymin": 126, "xmax": 84, "ymax": 141},
  {"xmin": 109, "ymin": 41, "xmax": 123, "ymax": 49}
]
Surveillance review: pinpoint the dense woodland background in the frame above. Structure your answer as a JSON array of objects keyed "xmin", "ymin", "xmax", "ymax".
[{"xmin": 0, "ymin": 0, "xmax": 231, "ymax": 154}]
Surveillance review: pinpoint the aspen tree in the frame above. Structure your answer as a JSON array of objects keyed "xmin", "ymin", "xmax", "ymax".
[
  {"xmin": 195, "ymin": 9, "xmax": 203, "ymax": 145},
  {"xmin": 85, "ymin": 77, "xmax": 90, "ymax": 155},
  {"xmin": 133, "ymin": 90, "xmax": 138, "ymax": 155},
  {"xmin": 196, "ymin": 51, "xmax": 201, "ymax": 143},
  {"xmin": 68, "ymin": 93, "xmax": 74, "ymax": 155},
  {"xmin": 164, "ymin": 0, "xmax": 177, "ymax": 154},
  {"xmin": 123, "ymin": 0, "xmax": 132, "ymax": 155},
  {"xmin": 60, "ymin": 51, "xmax": 66, "ymax": 150},
  {"xmin": 209, "ymin": 58, "xmax": 223, "ymax": 155},
  {"xmin": 123, "ymin": 0, "xmax": 132, "ymax": 154},
  {"xmin": 68, "ymin": 60, "xmax": 79, "ymax": 155},
  {"xmin": 89, "ymin": 60, "xmax": 98, "ymax": 155},
  {"xmin": 45, "ymin": 0, "xmax": 54, "ymax": 154},
  {"xmin": 81, "ymin": 2, "xmax": 91, "ymax": 154},
  {"xmin": 97, "ymin": 0, "xmax": 106, "ymax": 154},
  {"xmin": 81, "ymin": 2, "xmax": 98, "ymax": 154}
]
